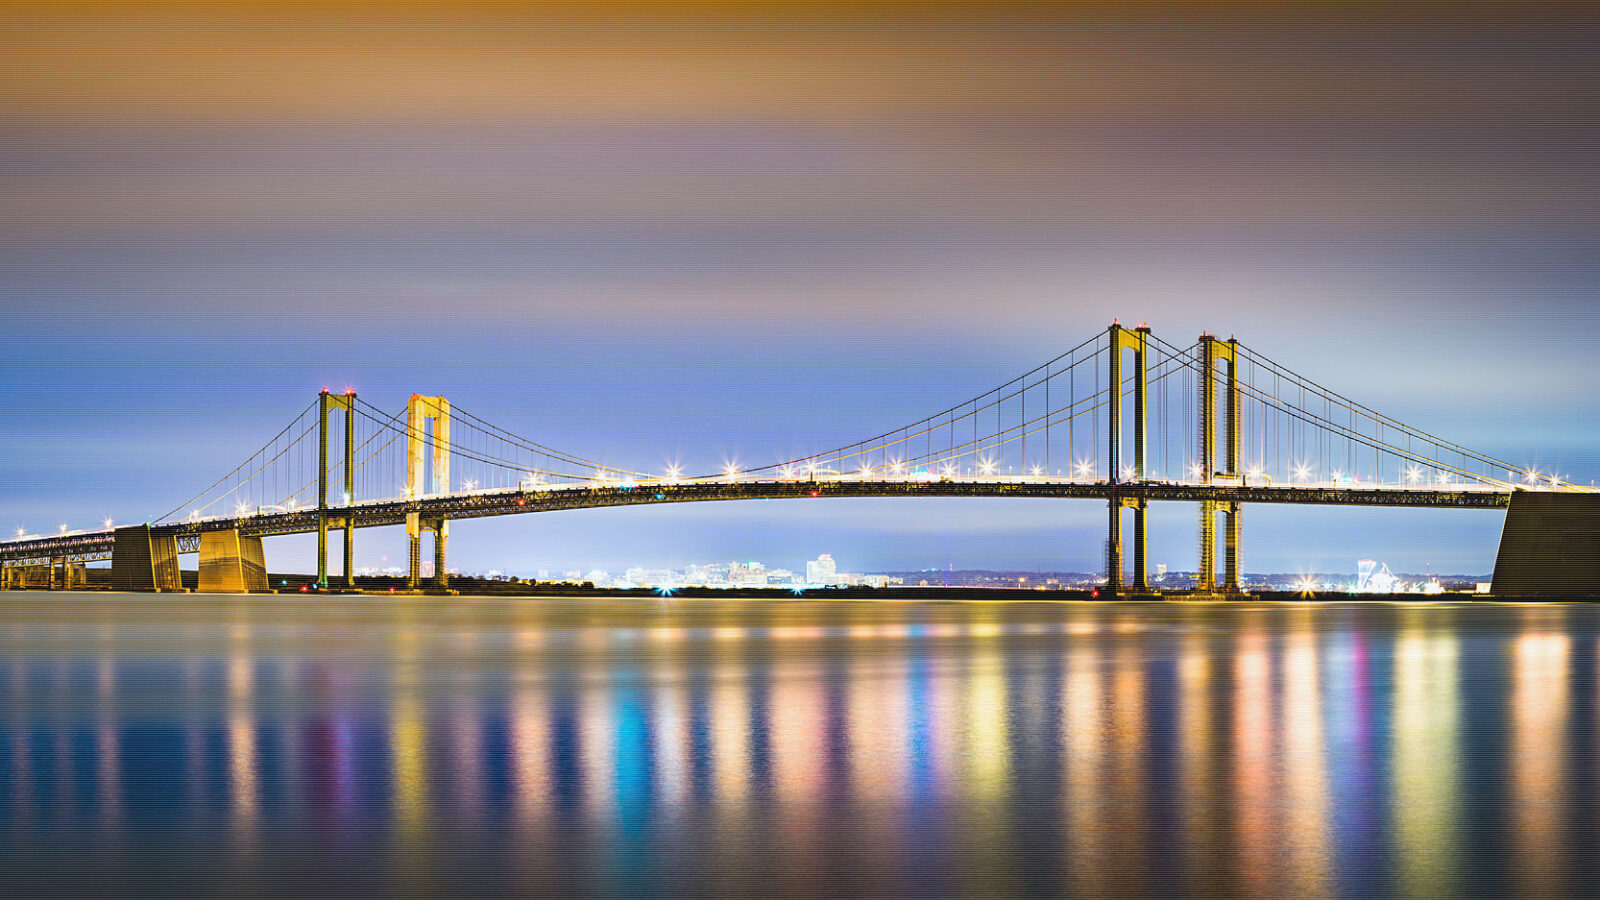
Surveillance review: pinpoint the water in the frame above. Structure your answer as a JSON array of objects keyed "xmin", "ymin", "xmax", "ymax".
[{"xmin": 1, "ymin": 593, "xmax": 1597, "ymax": 897}]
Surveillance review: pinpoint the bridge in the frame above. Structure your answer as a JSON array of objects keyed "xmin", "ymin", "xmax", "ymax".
[{"xmin": 3, "ymin": 323, "xmax": 1594, "ymax": 597}]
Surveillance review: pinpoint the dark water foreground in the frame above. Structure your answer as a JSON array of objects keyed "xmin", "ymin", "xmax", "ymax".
[{"xmin": 2, "ymin": 593, "xmax": 1599, "ymax": 898}]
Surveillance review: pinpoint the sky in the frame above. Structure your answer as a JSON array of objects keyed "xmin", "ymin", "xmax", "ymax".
[{"xmin": 3, "ymin": 3, "xmax": 1599, "ymax": 577}]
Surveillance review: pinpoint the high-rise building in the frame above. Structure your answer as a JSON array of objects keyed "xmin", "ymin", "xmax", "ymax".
[{"xmin": 806, "ymin": 554, "xmax": 837, "ymax": 585}]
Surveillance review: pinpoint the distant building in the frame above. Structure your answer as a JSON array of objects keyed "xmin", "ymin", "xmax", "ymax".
[
  {"xmin": 806, "ymin": 554, "xmax": 837, "ymax": 585},
  {"xmin": 1355, "ymin": 559, "xmax": 1400, "ymax": 593}
]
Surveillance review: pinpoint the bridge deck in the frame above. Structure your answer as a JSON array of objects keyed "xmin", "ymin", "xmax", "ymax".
[{"xmin": 0, "ymin": 478, "xmax": 1515, "ymax": 564}]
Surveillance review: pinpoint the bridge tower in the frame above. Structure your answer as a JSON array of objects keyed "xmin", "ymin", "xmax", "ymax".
[
  {"xmin": 1197, "ymin": 334, "xmax": 1242, "ymax": 594},
  {"xmin": 405, "ymin": 395, "xmax": 451, "ymax": 589},
  {"xmin": 1106, "ymin": 322, "xmax": 1152, "ymax": 595},
  {"xmin": 317, "ymin": 390, "xmax": 357, "ymax": 590}
]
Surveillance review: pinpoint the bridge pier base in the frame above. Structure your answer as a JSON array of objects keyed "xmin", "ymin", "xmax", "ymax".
[
  {"xmin": 317, "ymin": 518, "xmax": 329, "ymax": 588},
  {"xmin": 1106, "ymin": 501, "xmax": 1123, "ymax": 595},
  {"xmin": 1106, "ymin": 497, "xmax": 1152, "ymax": 598},
  {"xmin": 111, "ymin": 525, "xmax": 181, "ymax": 592},
  {"xmin": 1492, "ymin": 491, "xmax": 1600, "ymax": 597},
  {"xmin": 198, "ymin": 529, "xmax": 268, "ymax": 593},
  {"xmin": 1132, "ymin": 498, "xmax": 1149, "ymax": 592},
  {"xmin": 433, "ymin": 518, "xmax": 449, "ymax": 589},
  {"xmin": 407, "ymin": 513, "xmax": 422, "ymax": 589},
  {"xmin": 1223, "ymin": 502, "xmax": 1242, "ymax": 594},
  {"xmin": 344, "ymin": 519, "xmax": 356, "ymax": 590},
  {"xmin": 1195, "ymin": 500, "xmax": 1247, "ymax": 598}
]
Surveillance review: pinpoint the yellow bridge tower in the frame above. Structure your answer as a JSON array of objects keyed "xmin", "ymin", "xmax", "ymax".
[{"xmin": 405, "ymin": 395, "xmax": 452, "ymax": 589}]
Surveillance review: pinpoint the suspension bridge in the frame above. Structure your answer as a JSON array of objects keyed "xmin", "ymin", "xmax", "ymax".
[{"xmin": 3, "ymin": 323, "xmax": 1594, "ymax": 597}]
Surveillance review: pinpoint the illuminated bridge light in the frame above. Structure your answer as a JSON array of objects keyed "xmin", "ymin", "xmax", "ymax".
[
  {"xmin": 979, "ymin": 458, "xmax": 996, "ymax": 475},
  {"xmin": 102, "ymin": 517, "xmax": 114, "ymax": 530}
]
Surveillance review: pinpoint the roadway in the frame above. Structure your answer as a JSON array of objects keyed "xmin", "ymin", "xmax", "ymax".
[{"xmin": 0, "ymin": 475, "xmax": 1517, "ymax": 565}]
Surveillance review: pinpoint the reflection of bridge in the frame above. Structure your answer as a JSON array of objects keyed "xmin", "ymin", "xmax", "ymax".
[{"xmin": 3, "ymin": 323, "xmax": 1592, "ymax": 596}]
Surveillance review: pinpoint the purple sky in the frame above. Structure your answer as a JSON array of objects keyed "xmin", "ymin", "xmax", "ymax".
[{"xmin": 4, "ymin": 12, "xmax": 1598, "ymax": 576}]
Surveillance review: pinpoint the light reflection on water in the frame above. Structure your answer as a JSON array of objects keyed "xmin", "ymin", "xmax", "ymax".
[{"xmin": 3, "ymin": 594, "xmax": 1600, "ymax": 897}]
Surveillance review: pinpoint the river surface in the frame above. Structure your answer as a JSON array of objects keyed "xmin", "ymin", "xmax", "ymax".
[{"xmin": 2, "ymin": 593, "xmax": 1599, "ymax": 897}]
